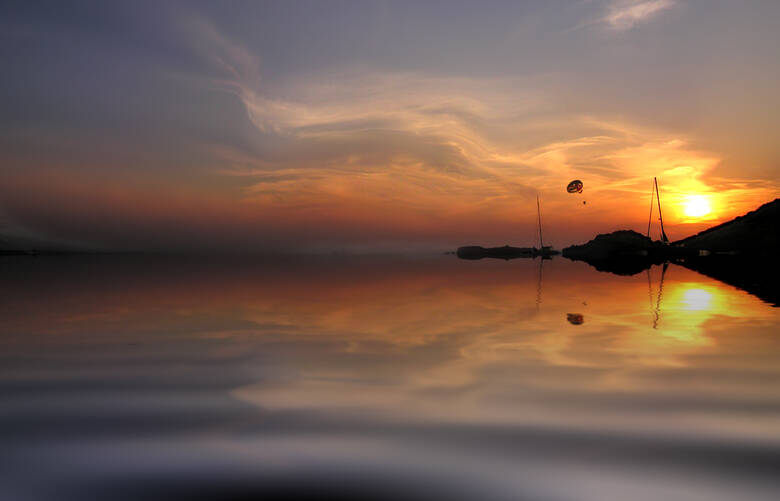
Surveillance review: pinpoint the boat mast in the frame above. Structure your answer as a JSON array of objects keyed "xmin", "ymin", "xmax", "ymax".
[
  {"xmin": 536, "ymin": 194, "xmax": 544, "ymax": 249},
  {"xmin": 654, "ymin": 177, "xmax": 669, "ymax": 243},
  {"xmin": 647, "ymin": 180, "xmax": 655, "ymax": 238}
]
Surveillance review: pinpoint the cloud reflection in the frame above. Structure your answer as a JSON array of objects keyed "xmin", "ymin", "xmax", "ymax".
[{"xmin": 1, "ymin": 256, "xmax": 779, "ymax": 500}]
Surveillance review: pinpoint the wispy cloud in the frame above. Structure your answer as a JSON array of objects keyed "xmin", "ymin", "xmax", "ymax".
[
  {"xmin": 603, "ymin": 0, "xmax": 676, "ymax": 31},
  {"xmin": 169, "ymin": 15, "xmax": 775, "ymax": 244},
  {"xmin": 6, "ymin": 11, "xmax": 751, "ymax": 251}
]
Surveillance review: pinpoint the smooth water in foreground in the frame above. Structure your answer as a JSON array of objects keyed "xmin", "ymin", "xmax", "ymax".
[{"xmin": 1, "ymin": 255, "xmax": 778, "ymax": 500}]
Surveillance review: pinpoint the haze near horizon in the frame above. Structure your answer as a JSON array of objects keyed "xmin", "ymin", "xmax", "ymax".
[{"xmin": 2, "ymin": 0, "xmax": 779, "ymax": 251}]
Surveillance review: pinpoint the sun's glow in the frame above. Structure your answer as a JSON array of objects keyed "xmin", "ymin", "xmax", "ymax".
[{"xmin": 683, "ymin": 195, "xmax": 712, "ymax": 218}]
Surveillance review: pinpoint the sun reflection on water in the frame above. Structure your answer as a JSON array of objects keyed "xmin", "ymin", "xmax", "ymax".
[{"xmin": 682, "ymin": 287, "xmax": 713, "ymax": 311}]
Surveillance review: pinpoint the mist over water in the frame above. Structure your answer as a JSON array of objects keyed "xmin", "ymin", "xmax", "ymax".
[{"xmin": 1, "ymin": 255, "xmax": 778, "ymax": 500}]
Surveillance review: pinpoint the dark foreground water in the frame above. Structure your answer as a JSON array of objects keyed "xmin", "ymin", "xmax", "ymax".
[{"xmin": 1, "ymin": 255, "xmax": 778, "ymax": 501}]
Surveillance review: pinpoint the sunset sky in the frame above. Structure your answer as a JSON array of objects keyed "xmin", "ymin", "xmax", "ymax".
[{"xmin": 2, "ymin": 0, "xmax": 778, "ymax": 251}]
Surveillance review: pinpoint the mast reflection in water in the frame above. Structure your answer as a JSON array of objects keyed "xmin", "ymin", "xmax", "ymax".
[{"xmin": 1, "ymin": 255, "xmax": 778, "ymax": 501}]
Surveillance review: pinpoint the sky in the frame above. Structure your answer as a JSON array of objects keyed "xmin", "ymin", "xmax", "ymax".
[{"xmin": 1, "ymin": 0, "xmax": 778, "ymax": 252}]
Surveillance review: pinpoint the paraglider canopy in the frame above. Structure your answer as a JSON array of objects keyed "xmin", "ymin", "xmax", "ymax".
[{"xmin": 566, "ymin": 180, "xmax": 583, "ymax": 194}]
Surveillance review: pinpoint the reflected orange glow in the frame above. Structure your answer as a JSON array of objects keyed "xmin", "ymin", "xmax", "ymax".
[
  {"xmin": 2, "ymin": 256, "xmax": 778, "ymax": 443},
  {"xmin": 2, "ymin": 258, "xmax": 771, "ymax": 354}
]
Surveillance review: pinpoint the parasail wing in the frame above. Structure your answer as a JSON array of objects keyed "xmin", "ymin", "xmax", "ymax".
[{"xmin": 566, "ymin": 180, "xmax": 583, "ymax": 194}]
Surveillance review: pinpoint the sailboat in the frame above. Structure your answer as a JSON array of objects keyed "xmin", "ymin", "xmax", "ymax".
[
  {"xmin": 456, "ymin": 194, "xmax": 558, "ymax": 260},
  {"xmin": 647, "ymin": 177, "xmax": 670, "ymax": 244},
  {"xmin": 643, "ymin": 177, "xmax": 671, "ymax": 328},
  {"xmin": 534, "ymin": 194, "xmax": 555, "ymax": 258}
]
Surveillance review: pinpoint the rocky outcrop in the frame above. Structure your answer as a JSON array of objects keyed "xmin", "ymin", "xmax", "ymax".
[
  {"xmin": 561, "ymin": 230, "xmax": 673, "ymax": 275},
  {"xmin": 562, "ymin": 230, "xmax": 663, "ymax": 260}
]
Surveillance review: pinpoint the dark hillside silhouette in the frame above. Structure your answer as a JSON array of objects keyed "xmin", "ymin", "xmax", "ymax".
[{"xmin": 674, "ymin": 198, "xmax": 779, "ymax": 255}]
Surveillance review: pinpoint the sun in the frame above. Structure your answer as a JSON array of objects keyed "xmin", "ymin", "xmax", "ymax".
[{"xmin": 683, "ymin": 195, "xmax": 712, "ymax": 218}]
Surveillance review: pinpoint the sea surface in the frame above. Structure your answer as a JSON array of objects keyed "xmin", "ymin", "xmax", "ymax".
[{"xmin": 1, "ymin": 255, "xmax": 779, "ymax": 501}]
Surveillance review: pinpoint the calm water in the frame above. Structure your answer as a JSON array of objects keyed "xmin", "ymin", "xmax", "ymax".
[{"xmin": 1, "ymin": 255, "xmax": 779, "ymax": 501}]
